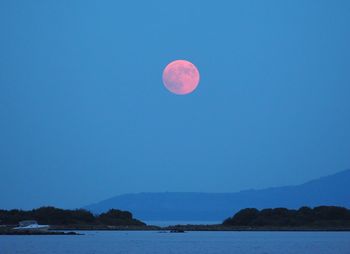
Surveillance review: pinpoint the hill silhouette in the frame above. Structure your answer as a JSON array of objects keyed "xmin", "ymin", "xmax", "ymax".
[{"xmin": 85, "ymin": 169, "xmax": 350, "ymax": 221}]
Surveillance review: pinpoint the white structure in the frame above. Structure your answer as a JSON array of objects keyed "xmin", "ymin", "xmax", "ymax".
[{"xmin": 13, "ymin": 220, "xmax": 49, "ymax": 231}]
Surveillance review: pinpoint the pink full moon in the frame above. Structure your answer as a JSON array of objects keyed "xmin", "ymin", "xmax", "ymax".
[{"xmin": 162, "ymin": 60, "xmax": 200, "ymax": 95}]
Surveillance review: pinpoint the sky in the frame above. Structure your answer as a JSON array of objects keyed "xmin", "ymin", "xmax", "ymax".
[{"xmin": 0, "ymin": 0, "xmax": 350, "ymax": 210}]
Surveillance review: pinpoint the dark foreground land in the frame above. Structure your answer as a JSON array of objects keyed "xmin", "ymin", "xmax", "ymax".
[{"xmin": 1, "ymin": 206, "xmax": 350, "ymax": 234}]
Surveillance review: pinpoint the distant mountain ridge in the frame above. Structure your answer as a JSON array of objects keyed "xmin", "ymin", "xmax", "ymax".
[{"xmin": 85, "ymin": 169, "xmax": 350, "ymax": 221}]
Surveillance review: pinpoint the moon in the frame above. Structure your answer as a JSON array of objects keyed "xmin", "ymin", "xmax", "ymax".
[{"xmin": 162, "ymin": 60, "xmax": 200, "ymax": 95}]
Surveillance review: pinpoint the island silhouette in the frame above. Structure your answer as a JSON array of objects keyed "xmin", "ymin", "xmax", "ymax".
[{"xmin": 85, "ymin": 169, "xmax": 350, "ymax": 221}]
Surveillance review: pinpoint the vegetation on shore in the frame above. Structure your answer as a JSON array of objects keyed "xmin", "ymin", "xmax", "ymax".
[
  {"xmin": 164, "ymin": 206, "xmax": 350, "ymax": 232},
  {"xmin": 223, "ymin": 206, "xmax": 350, "ymax": 228},
  {"xmin": 1, "ymin": 205, "xmax": 350, "ymax": 233},
  {"xmin": 0, "ymin": 207, "xmax": 145, "ymax": 227}
]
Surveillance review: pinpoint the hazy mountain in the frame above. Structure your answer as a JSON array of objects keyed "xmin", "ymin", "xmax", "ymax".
[{"xmin": 85, "ymin": 169, "xmax": 350, "ymax": 222}]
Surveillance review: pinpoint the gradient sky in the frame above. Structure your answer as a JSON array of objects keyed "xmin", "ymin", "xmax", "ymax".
[{"xmin": 1, "ymin": 0, "xmax": 350, "ymax": 209}]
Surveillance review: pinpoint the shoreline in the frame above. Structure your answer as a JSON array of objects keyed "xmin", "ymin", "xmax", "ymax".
[{"xmin": 2, "ymin": 225, "xmax": 350, "ymax": 235}]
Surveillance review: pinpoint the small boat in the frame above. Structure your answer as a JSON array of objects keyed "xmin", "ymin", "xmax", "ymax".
[{"xmin": 13, "ymin": 220, "xmax": 49, "ymax": 231}]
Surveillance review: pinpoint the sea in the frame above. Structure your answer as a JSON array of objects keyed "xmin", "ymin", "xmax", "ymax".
[{"xmin": 1, "ymin": 231, "xmax": 350, "ymax": 254}]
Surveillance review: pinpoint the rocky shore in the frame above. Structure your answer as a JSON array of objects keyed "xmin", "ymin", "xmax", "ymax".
[{"xmin": 0, "ymin": 226, "xmax": 81, "ymax": 235}]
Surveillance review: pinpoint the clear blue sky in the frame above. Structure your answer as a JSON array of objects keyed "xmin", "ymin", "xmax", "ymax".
[{"xmin": 1, "ymin": 0, "xmax": 349, "ymax": 209}]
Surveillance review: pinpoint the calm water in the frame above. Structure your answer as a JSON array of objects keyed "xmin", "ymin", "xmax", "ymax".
[{"xmin": 1, "ymin": 231, "xmax": 350, "ymax": 254}]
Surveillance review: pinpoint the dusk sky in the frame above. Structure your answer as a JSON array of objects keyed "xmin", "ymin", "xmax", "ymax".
[{"xmin": 1, "ymin": 0, "xmax": 350, "ymax": 209}]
